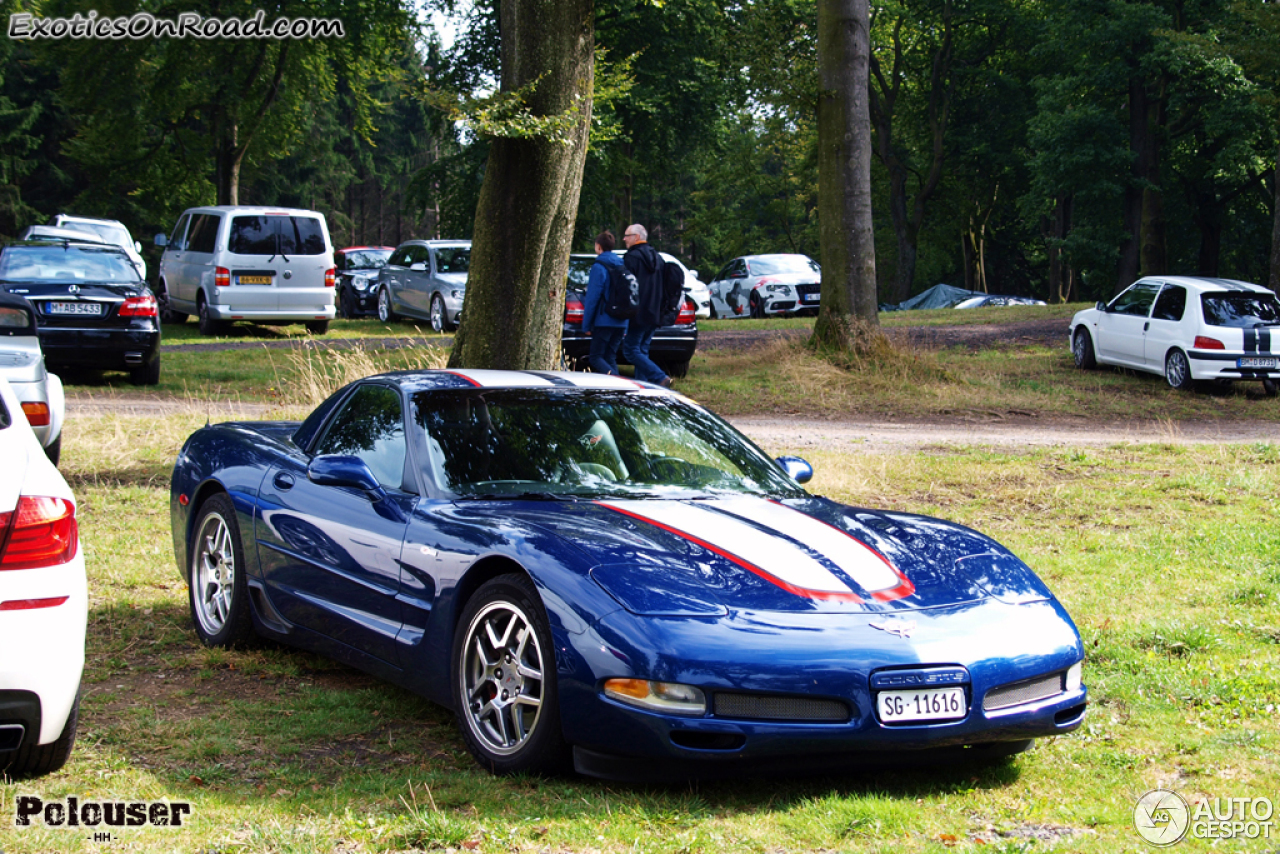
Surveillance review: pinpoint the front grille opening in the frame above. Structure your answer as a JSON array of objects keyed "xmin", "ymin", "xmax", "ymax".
[
  {"xmin": 669, "ymin": 731, "xmax": 746, "ymax": 751},
  {"xmin": 714, "ymin": 692, "xmax": 851, "ymax": 723},
  {"xmin": 983, "ymin": 673, "xmax": 1063, "ymax": 711}
]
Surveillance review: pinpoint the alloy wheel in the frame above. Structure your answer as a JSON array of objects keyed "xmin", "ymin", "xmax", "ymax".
[{"xmin": 458, "ymin": 600, "xmax": 546, "ymax": 756}]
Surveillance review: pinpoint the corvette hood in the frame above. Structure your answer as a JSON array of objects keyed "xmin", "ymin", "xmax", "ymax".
[{"xmin": 491, "ymin": 496, "xmax": 1053, "ymax": 615}]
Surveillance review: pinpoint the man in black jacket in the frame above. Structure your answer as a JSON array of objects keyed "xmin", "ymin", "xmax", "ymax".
[{"xmin": 620, "ymin": 223, "xmax": 671, "ymax": 387}]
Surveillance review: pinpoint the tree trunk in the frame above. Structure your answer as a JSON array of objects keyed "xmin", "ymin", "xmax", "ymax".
[
  {"xmin": 448, "ymin": 0, "xmax": 594, "ymax": 370},
  {"xmin": 213, "ymin": 111, "xmax": 241, "ymax": 206},
  {"xmin": 1139, "ymin": 91, "xmax": 1167, "ymax": 277},
  {"xmin": 1271, "ymin": 143, "xmax": 1280, "ymax": 293},
  {"xmin": 1117, "ymin": 76, "xmax": 1147, "ymax": 293},
  {"xmin": 812, "ymin": 0, "xmax": 878, "ymax": 352}
]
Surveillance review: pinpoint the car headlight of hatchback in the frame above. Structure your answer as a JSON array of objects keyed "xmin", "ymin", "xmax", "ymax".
[
  {"xmin": 764, "ymin": 284, "xmax": 793, "ymax": 294},
  {"xmin": 451, "ymin": 290, "xmax": 464, "ymax": 300},
  {"xmin": 603, "ymin": 679, "xmax": 706, "ymax": 715},
  {"xmin": 352, "ymin": 277, "xmax": 370, "ymax": 291}
]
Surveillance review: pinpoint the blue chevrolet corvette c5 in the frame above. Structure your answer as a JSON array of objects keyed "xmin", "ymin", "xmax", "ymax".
[{"xmin": 169, "ymin": 369, "xmax": 1087, "ymax": 779}]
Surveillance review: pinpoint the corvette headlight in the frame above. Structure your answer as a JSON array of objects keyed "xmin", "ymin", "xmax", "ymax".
[
  {"xmin": 1065, "ymin": 661, "xmax": 1083, "ymax": 691},
  {"xmin": 603, "ymin": 679, "xmax": 706, "ymax": 715}
]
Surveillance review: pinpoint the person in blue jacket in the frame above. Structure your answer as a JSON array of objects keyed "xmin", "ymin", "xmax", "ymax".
[{"xmin": 581, "ymin": 230, "xmax": 628, "ymax": 375}]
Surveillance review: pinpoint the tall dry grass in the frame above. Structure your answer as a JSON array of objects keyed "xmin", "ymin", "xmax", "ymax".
[{"xmin": 274, "ymin": 342, "xmax": 448, "ymax": 407}]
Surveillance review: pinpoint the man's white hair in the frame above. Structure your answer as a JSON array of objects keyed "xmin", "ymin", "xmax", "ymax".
[{"xmin": 628, "ymin": 223, "xmax": 647, "ymax": 241}]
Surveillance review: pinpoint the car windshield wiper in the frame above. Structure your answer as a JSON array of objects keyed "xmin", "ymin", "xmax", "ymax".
[{"xmin": 457, "ymin": 491, "xmax": 573, "ymax": 501}]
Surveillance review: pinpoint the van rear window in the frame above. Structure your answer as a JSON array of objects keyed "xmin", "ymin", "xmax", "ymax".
[{"xmin": 229, "ymin": 216, "xmax": 327, "ymax": 256}]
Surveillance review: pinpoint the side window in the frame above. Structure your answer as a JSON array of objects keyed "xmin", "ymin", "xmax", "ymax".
[
  {"xmin": 388, "ymin": 248, "xmax": 412, "ymax": 267},
  {"xmin": 169, "ymin": 214, "xmax": 191, "ymax": 251},
  {"xmin": 187, "ymin": 214, "xmax": 221, "ymax": 254},
  {"xmin": 1109, "ymin": 281, "xmax": 1161, "ymax": 317},
  {"xmin": 713, "ymin": 264, "xmax": 733, "ymax": 282},
  {"xmin": 314, "ymin": 385, "xmax": 407, "ymax": 490},
  {"xmin": 730, "ymin": 259, "xmax": 748, "ymax": 278},
  {"xmin": 434, "ymin": 247, "xmax": 470, "ymax": 274},
  {"xmin": 1151, "ymin": 286, "xmax": 1187, "ymax": 322}
]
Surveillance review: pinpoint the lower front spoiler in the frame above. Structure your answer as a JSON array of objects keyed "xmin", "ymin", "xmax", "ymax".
[{"xmin": 574, "ymin": 738, "xmax": 1035, "ymax": 783}]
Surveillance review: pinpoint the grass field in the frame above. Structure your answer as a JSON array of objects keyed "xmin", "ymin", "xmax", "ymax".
[{"xmin": 2, "ymin": 405, "xmax": 1276, "ymax": 853}]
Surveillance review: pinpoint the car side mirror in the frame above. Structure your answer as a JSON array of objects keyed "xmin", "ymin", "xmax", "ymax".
[
  {"xmin": 308, "ymin": 455, "xmax": 386, "ymax": 501},
  {"xmin": 410, "ymin": 262, "xmax": 427, "ymax": 272},
  {"xmin": 1095, "ymin": 301, "xmax": 1107, "ymax": 312},
  {"xmin": 776, "ymin": 455, "xmax": 813, "ymax": 484},
  {"xmin": 154, "ymin": 234, "xmax": 168, "ymax": 247}
]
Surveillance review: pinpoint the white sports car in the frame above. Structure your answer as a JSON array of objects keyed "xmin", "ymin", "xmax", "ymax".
[
  {"xmin": 1070, "ymin": 276, "xmax": 1280, "ymax": 395},
  {"xmin": 0, "ymin": 375, "xmax": 86, "ymax": 778},
  {"xmin": 707, "ymin": 254, "xmax": 821, "ymax": 319}
]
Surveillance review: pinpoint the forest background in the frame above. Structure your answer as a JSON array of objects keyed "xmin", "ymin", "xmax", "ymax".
[{"xmin": 2, "ymin": 0, "xmax": 1278, "ymax": 306}]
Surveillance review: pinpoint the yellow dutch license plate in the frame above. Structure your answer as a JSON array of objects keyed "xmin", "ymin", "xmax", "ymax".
[{"xmin": 237, "ymin": 275, "xmax": 273, "ymax": 285}]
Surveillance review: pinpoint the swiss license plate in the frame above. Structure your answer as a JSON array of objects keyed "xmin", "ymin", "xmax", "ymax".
[
  {"xmin": 1238, "ymin": 356, "xmax": 1278, "ymax": 369},
  {"xmin": 237, "ymin": 275, "xmax": 273, "ymax": 285},
  {"xmin": 877, "ymin": 686, "xmax": 966, "ymax": 723},
  {"xmin": 46, "ymin": 302, "xmax": 102, "ymax": 316}
]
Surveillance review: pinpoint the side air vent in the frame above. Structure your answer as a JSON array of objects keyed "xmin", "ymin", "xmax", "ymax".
[{"xmin": 983, "ymin": 673, "xmax": 1063, "ymax": 711}]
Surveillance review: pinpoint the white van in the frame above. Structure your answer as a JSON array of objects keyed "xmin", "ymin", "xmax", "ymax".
[{"xmin": 155, "ymin": 206, "xmax": 336, "ymax": 335}]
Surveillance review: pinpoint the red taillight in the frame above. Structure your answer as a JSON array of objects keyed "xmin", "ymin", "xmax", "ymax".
[
  {"xmin": 20, "ymin": 401, "xmax": 50, "ymax": 427},
  {"xmin": 0, "ymin": 596, "xmax": 68, "ymax": 611},
  {"xmin": 325, "ymin": 268, "xmax": 336, "ymax": 288},
  {"xmin": 118, "ymin": 294, "xmax": 158, "ymax": 318},
  {"xmin": 0, "ymin": 496, "xmax": 78, "ymax": 571},
  {"xmin": 214, "ymin": 267, "xmax": 231, "ymax": 287},
  {"xmin": 675, "ymin": 297, "xmax": 695, "ymax": 326},
  {"xmin": 1193, "ymin": 335, "xmax": 1225, "ymax": 350},
  {"xmin": 565, "ymin": 296, "xmax": 585, "ymax": 325}
]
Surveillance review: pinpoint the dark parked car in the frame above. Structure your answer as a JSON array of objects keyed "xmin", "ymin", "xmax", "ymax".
[
  {"xmin": 561, "ymin": 254, "xmax": 698, "ymax": 378},
  {"xmin": 171, "ymin": 369, "xmax": 1087, "ymax": 779},
  {"xmin": 0, "ymin": 240, "xmax": 161, "ymax": 385},
  {"xmin": 334, "ymin": 246, "xmax": 394, "ymax": 318}
]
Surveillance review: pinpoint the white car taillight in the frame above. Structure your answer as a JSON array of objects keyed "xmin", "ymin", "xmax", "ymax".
[{"xmin": 0, "ymin": 496, "xmax": 78, "ymax": 571}]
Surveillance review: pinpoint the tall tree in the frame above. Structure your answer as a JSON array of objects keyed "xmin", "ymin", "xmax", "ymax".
[
  {"xmin": 447, "ymin": 0, "xmax": 595, "ymax": 370},
  {"xmin": 812, "ymin": 0, "xmax": 877, "ymax": 350}
]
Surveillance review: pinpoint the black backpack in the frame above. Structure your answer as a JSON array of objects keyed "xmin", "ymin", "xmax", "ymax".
[
  {"xmin": 603, "ymin": 264, "xmax": 640, "ymax": 320},
  {"xmin": 659, "ymin": 258, "xmax": 685, "ymax": 325}
]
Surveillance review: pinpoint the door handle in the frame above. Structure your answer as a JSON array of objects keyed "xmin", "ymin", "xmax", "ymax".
[
  {"xmin": 273, "ymin": 472, "xmax": 295, "ymax": 491},
  {"xmin": 1144, "ymin": 322, "xmax": 1149, "ymax": 331}
]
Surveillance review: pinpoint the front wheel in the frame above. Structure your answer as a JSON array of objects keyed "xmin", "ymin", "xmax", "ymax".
[
  {"xmin": 1072, "ymin": 328, "xmax": 1096, "ymax": 369},
  {"xmin": 430, "ymin": 294, "xmax": 448, "ymax": 333},
  {"xmin": 377, "ymin": 286, "xmax": 397, "ymax": 323},
  {"xmin": 452, "ymin": 574, "xmax": 566, "ymax": 776},
  {"xmin": 189, "ymin": 494, "xmax": 255, "ymax": 648},
  {"xmin": 1165, "ymin": 348, "xmax": 1195, "ymax": 391},
  {"xmin": 749, "ymin": 291, "xmax": 764, "ymax": 319}
]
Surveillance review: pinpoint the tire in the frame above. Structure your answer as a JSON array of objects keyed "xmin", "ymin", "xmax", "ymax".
[
  {"xmin": 663, "ymin": 359, "xmax": 690, "ymax": 379},
  {"xmin": 197, "ymin": 297, "xmax": 227, "ymax": 336},
  {"xmin": 749, "ymin": 291, "xmax": 764, "ymax": 319},
  {"xmin": 430, "ymin": 294, "xmax": 448, "ymax": 333},
  {"xmin": 157, "ymin": 282, "xmax": 188, "ymax": 324},
  {"xmin": 709, "ymin": 304, "xmax": 719, "ymax": 320},
  {"xmin": 305, "ymin": 320, "xmax": 330, "ymax": 335},
  {"xmin": 130, "ymin": 355, "xmax": 161, "ymax": 386},
  {"xmin": 1165, "ymin": 348, "xmax": 1195, "ymax": 391},
  {"xmin": 43, "ymin": 433, "xmax": 61, "ymax": 466},
  {"xmin": 336, "ymin": 287, "xmax": 350, "ymax": 319},
  {"xmin": 1071, "ymin": 328, "xmax": 1096, "ymax": 369},
  {"xmin": 0, "ymin": 689, "xmax": 79, "ymax": 778},
  {"xmin": 452, "ymin": 574, "xmax": 566, "ymax": 776},
  {"xmin": 1264, "ymin": 379, "xmax": 1278, "ymax": 398},
  {"xmin": 377, "ymin": 286, "xmax": 397, "ymax": 323},
  {"xmin": 188, "ymin": 494, "xmax": 255, "ymax": 648}
]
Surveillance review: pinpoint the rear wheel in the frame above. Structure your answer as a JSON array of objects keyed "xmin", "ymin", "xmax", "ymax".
[
  {"xmin": 197, "ymin": 297, "xmax": 227, "ymax": 336},
  {"xmin": 0, "ymin": 689, "xmax": 79, "ymax": 778},
  {"xmin": 1165, "ymin": 348, "xmax": 1195, "ymax": 391},
  {"xmin": 377, "ymin": 286, "xmax": 397, "ymax": 323},
  {"xmin": 1071, "ymin": 328, "xmax": 1096, "ymax": 369},
  {"xmin": 130, "ymin": 355, "xmax": 161, "ymax": 386},
  {"xmin": 305, "ymin": 320, "xmax": 330, "ymax": 335},
  {"xmin": 43, "ymin": 433, "xmax": 62, "ymax": 466},
  {"xmin": 189, "ymin": 494, "xmax": 255, "ymax": 648},
  {"xmin": 663, "ymin": 359, "xmax": 690, "ymax": 379},
  {"xmin": 452, "ymin": 574, "xmax": 566, "ymax": 776},
  {"xmin": 1264, "ymin": 379, "xmax": 1278, "ymax": 398}
]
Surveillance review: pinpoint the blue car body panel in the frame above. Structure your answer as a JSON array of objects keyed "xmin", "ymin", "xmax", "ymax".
[{"xmin": 170, "ymin": 370, "xmax": 1086, "ymax": 777}]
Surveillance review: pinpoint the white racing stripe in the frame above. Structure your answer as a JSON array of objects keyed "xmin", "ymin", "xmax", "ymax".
[
  {"xmin": 705, "ymin": 497, "xmax": 903, "ymax": 593},
  {"xmin": 599, "ymin": 499, "xmax": 856, "ymax": 597}
]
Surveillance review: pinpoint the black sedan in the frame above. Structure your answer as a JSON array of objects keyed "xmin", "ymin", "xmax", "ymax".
[
  {"xmin": 0, "ymin": 240, "xmax": 162, "ymax": 385},
  {"xmin": 334, "ymin": 245, "xmax": 394, "ymax": 319},
  {"xmin": 561, "ymin": 254, "xmax": 698, "ymax": 378}
]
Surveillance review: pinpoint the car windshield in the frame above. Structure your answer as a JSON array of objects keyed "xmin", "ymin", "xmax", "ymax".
[
  {"xmin": 747, "ymin": 255, "xmax": 820, "ymax": 276},
  {"xmin": 64, "ymin": 221, "xmax": 130, "ymax": 247},
  {"xmin": 566, "ymin": 256, "xmax": 595, "ymax": 290},
  {"xmin": 415, "ymin": 388, "xmax": 806, "ymax": 499},
  {"xmin": 1201, "ymin": 292, "xmax": 1280, "ymax": 328},
  {"xmin": 343, "ymin": 249, "xmax": 392, "ymax": 269},
  {"xmin": 0, "ymin": 245, "xmax": 141, "ymax": 282}
]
